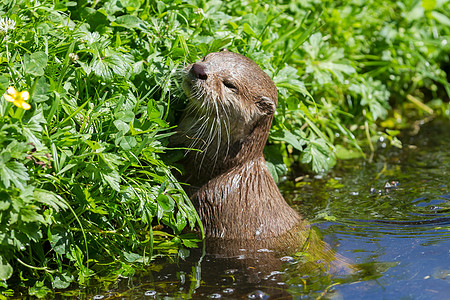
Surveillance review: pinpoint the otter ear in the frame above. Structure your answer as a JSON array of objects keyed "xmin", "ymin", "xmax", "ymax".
[{"xmin": 256, "ymin": 96, "xmax": 276, "ymax": 115}]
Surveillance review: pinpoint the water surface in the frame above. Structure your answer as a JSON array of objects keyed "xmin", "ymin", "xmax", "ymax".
[{"xmin": 76, "ymin": 120, "xmax": 449, "ymax": 299}]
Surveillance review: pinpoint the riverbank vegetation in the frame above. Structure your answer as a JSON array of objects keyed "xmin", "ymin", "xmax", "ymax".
[{"xmin": 0, "ymin": 0, "xmax": 448, "ymax": 297}]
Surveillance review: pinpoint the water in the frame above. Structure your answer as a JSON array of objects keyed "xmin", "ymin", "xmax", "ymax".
[{"xmin": 75, "ymin": 120, "xmax": 449, "ymax": 299}]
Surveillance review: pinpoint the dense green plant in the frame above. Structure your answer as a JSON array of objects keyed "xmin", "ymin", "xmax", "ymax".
[
  {"xmin": 0, "ymin": 0, "xmax": 448, "ymax": 297},
  {"xmin": 0, "ymin": 0, "xmax": 203, "ymax": 296}
]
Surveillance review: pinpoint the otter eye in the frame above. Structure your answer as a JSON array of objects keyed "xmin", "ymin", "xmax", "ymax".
[{"xmin": 222, "ymin": 80, "xmax": 238, "ymax": 91}]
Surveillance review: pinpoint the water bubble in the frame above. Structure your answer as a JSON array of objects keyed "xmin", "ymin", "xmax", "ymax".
[
  {"xmin": 208, "ymin": 293, "xmax": 222, "ymax": 298},
  {"xmin": 248, "ymin": 290, "xmax": 270, "ymax": 300},
  {"xmin": 263, "ymin": 270, "xmax": 284, "ymax": 280},
  {"xmin": 144, "ymin": 290, "xmax": 157, "ymax": 296},
  {"xmin": 223, "ymin": 288, "xmax": 235, "ymax": 294}
]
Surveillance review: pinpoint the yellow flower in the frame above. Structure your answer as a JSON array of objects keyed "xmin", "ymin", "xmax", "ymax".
[{"xmin": 3, "ymin": 86, "xmax": 31, "ymax": 110}]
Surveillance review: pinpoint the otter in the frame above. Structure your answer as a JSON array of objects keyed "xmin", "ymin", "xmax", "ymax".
[
  {"xmin": 174, "ymin": 50, "xmax": 303, "ymax": 242},
  {"xmin": 173, "ymin": 51, "xmax": 353, "ymax": 286}
]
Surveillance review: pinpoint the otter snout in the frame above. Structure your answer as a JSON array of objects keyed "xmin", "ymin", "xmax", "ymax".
[{"xmin": 190, "ymin": 63, "xmax": 208, "ymax": 80}]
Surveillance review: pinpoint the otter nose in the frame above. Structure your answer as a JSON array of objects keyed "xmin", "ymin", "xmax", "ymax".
[{"xmin": 190, "ymin": 63, "xmax": 208, "ymax": 80}]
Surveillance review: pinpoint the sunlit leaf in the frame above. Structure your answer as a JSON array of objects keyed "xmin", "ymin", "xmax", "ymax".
[
  {"xmin": 0, "ymin": 160, "xmax": 29, "ymax": 190},
  {"xmin": 301, "ymin": 138, "xmax": 335, "ymax": 172},
  {"xmin": 23, "ymin": 51, "xmax": 48, "ymax": 76},
  {"xmin": 101, "ymin": 170, "xmax": 121, "ymax": 192}
]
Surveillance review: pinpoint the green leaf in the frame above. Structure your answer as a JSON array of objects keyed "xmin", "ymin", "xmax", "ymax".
[
  {"xmin": 432, "ymin": 11, "xmax": 450, "ymax": 26},
  {"xmin": 243, "ymin": 23, "xmax": 257, "ymax": 37},
  {"xmin": 91, "ymin": 50, "xmax": 131, "ymax": 80},
  {"xmin": 156, "ymin": 194, "xmax": 175, "ymax": 212},
  {"xmin": 123, "ymin": 252, "xmax": 143, "ymax": 263},
  {"xmin": 0, "ymin": 256, "xmax": 13, "ymax": 281},
  {"xmin": 113, "ymin": 119, "xmax": 130, "ymax": 133},
  {"xmin": 91, "ymin": 58, "xmax": 113, "ymax": 80},
  {"xmin": 116, "ymin": 135, "xmax": 137, "ymax": 150},
  {"xmin": 264, "ymin": 145, "xmax": 288, "ymax": 183},
  {"xmin": 19, "ymin": 208, "xmax": 45, "ymax": 223},
  {"xmin": 5, "ymin": 140, "xmax": 29, "ymax": 159},
  {"xmin": 301, "ymin": 138, "xmax": 335, "ymax": 172},
  {"xmin": 176, "ymin": 211, "xmax": 187, "ymax": 232},
  {"xmin": 32, "ymin": 77, "xmax": 50, "ymax": 103},
  {"xmin": 52, "ymin": 272, "xmax": 74, "ymax": 289},
  {"xmin": 28, "ymin": 280, "xmax": 51, "ymax": 298},
  {"xmin": 101, "ymin": 170, "xmax": 121, "ymax": 192},
  {"xmin": 0, "ymin": 75, "xmax": 8, "ymax": 91},
  {"xmin": 17, "ymin": 221, "xmax": 44, "ymax": 241},
  {"xmin": 112, "ymin": 15, "xmax": 143, "ymax": 29},
  {"xmin": 335, "ymin": 145, "xmax": 364, "ymax": 160},
  {"xmin": 34, "ymin": 189, "xmax": 68, "ymax": 212},
  {"xmin": 101, "ymin": 153, "xmax": 123, "ymax": 169},
  {"xmin": 23, "ymin": 51, "xmax": 48, "ymax": 76},
  {"xmin": 181, "ymin": 239, "xmax": 198, "ymax": 248},
  {"xmin": 22, "ymin": 107, "xmax": 46, "ymax": 150},
  {"xmin": 0, "ymin": 160, "xmax": 29, "ymax": 190},
  {"xmin": 49, "ymin": 226, "xmax": 70, "ymax": 255},
  {"xmin": 180, "ymin": 233, "xmax": 201, "ymax": 248},
  {"xmin": 115, "ymin": 110, "xmax": 135, "ymax": 123},
  {"xmin": 271, "ymin": 129, "xmax": 306, "ymax": 150},
  {"xmin": 0, "ymin": 192, "xmax": 11, "ymax": 210}
]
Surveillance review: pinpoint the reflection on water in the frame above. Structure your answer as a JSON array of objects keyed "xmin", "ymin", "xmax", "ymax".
[
  {"xmin": 282, "ymin": 120, "xmax": 450, "ymax": 299},
  {"xmin": 76, "ymin": 120, "xmax": 449, "ymax": 299}
]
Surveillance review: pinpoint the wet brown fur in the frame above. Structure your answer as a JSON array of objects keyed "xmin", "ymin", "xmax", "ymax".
[
  {"xmin": 174, "ymin": 51, "xmax": 302, "ymax": 242},
  {"xmin": 172, "ymin": 51, "xmax": 354, "ymax": 279}
]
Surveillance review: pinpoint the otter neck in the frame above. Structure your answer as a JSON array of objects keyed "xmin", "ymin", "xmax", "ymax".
[{"xmin": 192, "ymin": 156, "xmax": 301, "ymax": 239}]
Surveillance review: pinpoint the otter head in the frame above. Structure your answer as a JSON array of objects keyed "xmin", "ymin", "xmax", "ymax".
[{"xmin": 178, "ymin": 50, "xmax": 278, "ymax": 183}]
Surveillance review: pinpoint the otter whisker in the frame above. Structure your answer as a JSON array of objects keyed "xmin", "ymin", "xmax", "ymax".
[
  {"xmin": 221, "ymin": 103, "xmax": 232, "ymax": 160},
  {"xmin": 211, "ymin": 96, "xmax": 222, "ymax": 172},
  {"xmin": 198, "ymin": 101, "xmax": 218, "ymax": 174}
]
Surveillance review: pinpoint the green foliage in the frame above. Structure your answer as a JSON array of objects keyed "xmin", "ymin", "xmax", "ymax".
[
  {"xmin": 0, "ymin": 0, "xmax": 448, "ymax": 296},
  {"xmin": 0, "ymin": 0, "xmax": 203, "ymax": 296}
]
